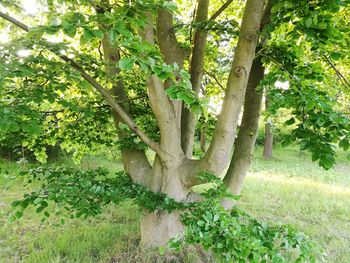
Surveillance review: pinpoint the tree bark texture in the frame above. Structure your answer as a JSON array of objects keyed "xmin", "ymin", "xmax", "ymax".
[
  {"xmin": 223, "ymin": 58, "xmax": 264, "ymax": 196},
  {"xmin": 181, "ymin": 0, "xmax": 209, "ymax": 158},
  {"xmin": 223, "ymin": 0, "xmax": 272, "ymax": 199}
]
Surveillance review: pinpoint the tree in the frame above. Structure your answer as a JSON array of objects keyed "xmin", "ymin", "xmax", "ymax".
[{"xmin": 1, "ymin": 0, "xmax": 350, "ymax": 253}]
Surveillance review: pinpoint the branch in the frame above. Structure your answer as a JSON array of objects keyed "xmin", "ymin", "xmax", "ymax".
[
  {"xmin": 141, "ymin": 12, "xmax": 184, "ymax": 156},
  {"xmin": 204, "ymin": 69, "xmax": 225, "ymax": 91},
  {"xmin": 0, "ymin": 10, "xmax": 167, "ymax": 158},
  {"xmin": 210, "ymin": 0, "xmax": 234, "ymax": 20},
  {"xmin": 181, "ymin": 0, "xmax": 209, "ymax": 157},
  {"xmin": 156, "ymin": 9, "xmax": 185, "ymax": 67},
  {"xmin": 198, "ymin": 0, "xmax": 265, "ymax": 175},
  {"xmin": 322, "ymin": 53, "xmax": 350, "ymax": 90}
]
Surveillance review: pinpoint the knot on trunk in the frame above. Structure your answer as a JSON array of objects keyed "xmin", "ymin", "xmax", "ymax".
[
  {"xmin": 233, "ymin": 66, "xmax": 246, "ymax": 78},
  {"xmin": 244, "ymin": 32, "xmax": 257, "ymax": 42}
]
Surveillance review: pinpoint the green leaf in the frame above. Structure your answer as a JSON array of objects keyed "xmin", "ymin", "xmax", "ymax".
[
  {"xmin": 92, "ymin": 30, "xmax": 104, "ymax": 39},
  {"xmin": 22, "ymin": 123, "xmax": 42, "ymax": 135},
  {"xmin": 80, "ymin": 29, "xmax": 94, "ymax": 45},
  {"xmin": 285, "ymin": 118, "xmax": 295, "ymax": 125},
  {"xmin": 62, "ymin": 23, "xmax": 77, "ymax": 38},
  {"xmin": 36, "ymin": 206, "xmax": 45, "ymax": 213},
  {"xmin": 305, "ymin": 18, "xmax": 313, "ymax": 28},
  {"xmin": 11, "ymin": 200, "xmax": 20, "ymax": 207},
  {"xmin": 15, "ymin": 211, "xmax": 23, "ymax": 219},
  {"xmin": 119, "ymin": 57, "xmax": 136, "ymax": 71},
  {"xmin": 330, "ymin": 52, "xmax": 342, "ymax": 60},
  {"xmin": 163, "ymin": 2, "xmax": 178, "ymax": 12}
]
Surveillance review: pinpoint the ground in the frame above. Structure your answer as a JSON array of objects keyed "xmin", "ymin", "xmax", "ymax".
[{"xmin": 0, "ymin": 146, "xmax": 349, "ymax": 262}]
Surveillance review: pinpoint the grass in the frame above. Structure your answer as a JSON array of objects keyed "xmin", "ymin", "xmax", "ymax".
[{"xmin": 0, "ymin": 146, "xmax": 349, "ymax": 262}]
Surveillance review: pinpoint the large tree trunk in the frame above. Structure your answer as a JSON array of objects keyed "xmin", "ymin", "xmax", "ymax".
[
  {"xmin": 140, "ymin": 156, "xmax": 191, "ymax": 246},
  {"xmin": 223, "ymin": 58, "xmax": 264, "ymax": 196},
  {"xmin": 140, "ymin": 0, "xmax": 265, "ymax": 247},
  {"xmin": 223, "ymin": 1, "xmax": 272, "ymax": 197},
  {"xmin": 141, "ymin": 211, "xmax": 184, "ymax": 246},
  {"xmin": 263, "ymin": 96, "xmax": 273, "ymax": 159}
]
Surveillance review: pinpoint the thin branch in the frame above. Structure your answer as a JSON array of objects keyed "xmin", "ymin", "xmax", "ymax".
[
  {"xmin": 256, "ymin": 52, "xmax": 297, "ymax": 81},
  {"xmin": 204, "ymin": 69, "xmax": 225, "ymax": 91},
  {"xmin": 210, "ymin": 0, "xmax": 234, "ymax": 20},
  {"xmin": 0, "ymin": 10, "xmax": 167, "ymax": 158},
  {"xmin": 322, "ymin": 53, "xmax": 350, "ymax": 90}
]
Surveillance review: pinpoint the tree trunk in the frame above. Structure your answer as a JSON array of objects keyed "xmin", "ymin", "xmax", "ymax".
[
  {"xmin": 181, "ymin": 0, "xmax": 209, "ymax": 158},
  {"xmin": 223, "ymin": 58, "xmax": 264, "ymax": 197},
  {"xmin": 140, "ymin": 157, "xmax": 192, "ymax": 247},
  {"xmin": 263, "ymin": 96, "xmax": 273, "ymax": 159},
  {"xmin": 141, "ymin": 211, "xmax": 184, "ymax": 246},
  {"xmin": 200, "ymin": 123, "xmax": 207, "ymax": 153},
  {"xmin": 223, "ymin": 1, "xmax": 273, "ymax": 198}
]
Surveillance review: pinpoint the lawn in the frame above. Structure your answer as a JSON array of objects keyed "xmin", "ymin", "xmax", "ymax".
[{"xmin": 0, "ymin": 146, "xmax": 349, "ymax": 262}]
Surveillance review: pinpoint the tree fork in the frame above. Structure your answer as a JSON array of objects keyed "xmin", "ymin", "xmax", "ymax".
[{"xmin": 182, "ymin": 0, "xmax": 266, "ymax": 187}]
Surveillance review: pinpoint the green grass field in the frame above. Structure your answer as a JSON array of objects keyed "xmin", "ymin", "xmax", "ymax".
[{"xmin": 0, "ymin": 146, "xmax": 349, "ymax": 262}]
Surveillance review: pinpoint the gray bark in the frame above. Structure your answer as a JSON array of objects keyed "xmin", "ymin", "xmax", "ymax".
[
  {"xmin": 196, "ymin": 0, "xmax": 265, "ymax": 178},
  {"xmin": 223, "ymin": 58, "xmax": 264, "ymax": 196},
  {"xmin": 181, "ymin": 0, "xmax": 209, "ymax": 158},
  {"xmin": 223, "ymin": 0, "xmax": 272, "ymax": 198}
]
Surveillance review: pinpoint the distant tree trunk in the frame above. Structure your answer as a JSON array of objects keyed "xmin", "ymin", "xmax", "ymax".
[
  {"xmin": 46, "ymin": 145, "xmax": 60, "ymax": 162},
  {"xmin": 200, "ymin": 123, "xmax": 207, "ymax": 153},
  {"xmin": 223, "ymin": 58, "xmax": 264, "ymax": 196},
  {"xmin": 263, "ymin": 96, "xmax": 273, "ymax": 159}
]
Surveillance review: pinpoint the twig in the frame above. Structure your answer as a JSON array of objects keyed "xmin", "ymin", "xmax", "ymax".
[
  {"xmin": 204, "ymin": 69, "xmax": 225, "ymax": 91},
  {"xmin": 322, "ymin": 53, "xmax": 350, "ymax": 90},
  {"xmin": 210, "ymin": 0, "xmax": 234, "ymax": 20}
]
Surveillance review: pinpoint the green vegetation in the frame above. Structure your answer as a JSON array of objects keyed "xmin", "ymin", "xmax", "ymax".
[{"xmin": 1, "ymin": 146, "xmax": 349, "ymax": 262}]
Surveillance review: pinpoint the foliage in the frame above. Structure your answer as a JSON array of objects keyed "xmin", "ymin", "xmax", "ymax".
[
  {"xmin": 10, "ymin": 168, "xmax": 319, "ymax": 262},
  {"xmin": 258, "ymin": 0, "xmax": 350, "ymax": 169}
]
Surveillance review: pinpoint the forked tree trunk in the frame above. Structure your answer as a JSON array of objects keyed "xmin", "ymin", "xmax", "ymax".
[
  {"xmin": 223, "ymin": 58, "xmax": 264, "ymax": 196},
  {"xmin": 263, "ymin": 96, "xmax": 273, "ymax": 159},
  {"xmin": 139, "ymin": 0, "xmax": 265, "ymax": 247}
]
